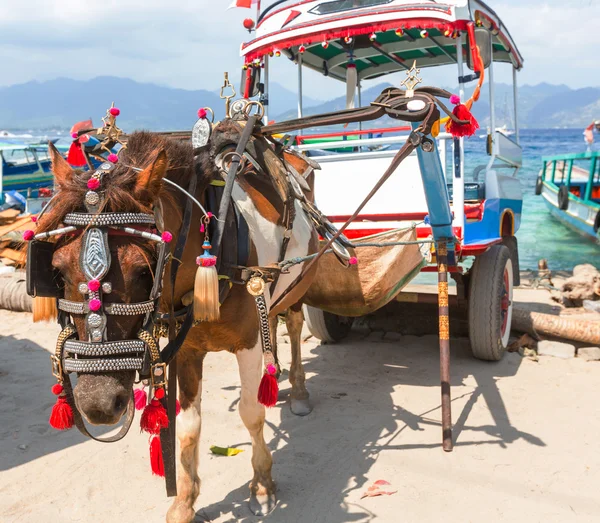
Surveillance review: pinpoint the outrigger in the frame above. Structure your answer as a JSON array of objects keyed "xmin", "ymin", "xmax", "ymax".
[{"xmin": 239, "ymin": 0, "xmax": 524, "ymax": 450}]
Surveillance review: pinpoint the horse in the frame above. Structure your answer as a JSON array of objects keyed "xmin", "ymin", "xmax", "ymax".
[{"xmin": 36, "ymin": 122, "xmax": 318, "ymax": 523}]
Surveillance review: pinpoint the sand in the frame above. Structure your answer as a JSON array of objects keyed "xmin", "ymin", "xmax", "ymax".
[{"xmin": 1, "ymin": 306, "xmax": 600, "ymax": 523}]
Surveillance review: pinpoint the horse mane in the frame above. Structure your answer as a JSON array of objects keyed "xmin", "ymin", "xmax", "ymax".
[{"xmin": 38, "ymin": 131, "xmax": 214, "ymax": 234}]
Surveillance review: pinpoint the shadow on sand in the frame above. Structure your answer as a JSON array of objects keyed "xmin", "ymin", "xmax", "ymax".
[
  {"xmin": 0, "ymin": 335, "xmax": 115, "ymax": 472},
  {"xmin": 196, "ymin": 332, "xmax": 545, "ymax": 522}
]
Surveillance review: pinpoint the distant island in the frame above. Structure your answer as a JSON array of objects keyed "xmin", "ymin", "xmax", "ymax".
[{"xmin": 0, "ymin": 76, "xmax": 598, "ymax": 131}]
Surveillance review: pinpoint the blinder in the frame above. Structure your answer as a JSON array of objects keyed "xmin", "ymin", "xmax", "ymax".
[{"xmin": 26, "ymin": 240, "xmax": 63, "ymax": 298}]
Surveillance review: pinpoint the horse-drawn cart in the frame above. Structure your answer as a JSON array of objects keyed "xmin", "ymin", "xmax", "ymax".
[
  {"xmin": 22, "ymin": 2, "xmax": 526, "ymax": 516},
  {"xmin": 239, "ymin": 0, "xmax": 524, "ymax": 449}
]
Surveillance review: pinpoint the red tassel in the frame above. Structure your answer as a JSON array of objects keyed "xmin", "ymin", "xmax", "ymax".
[
  {"xmin": 446, "ymin": 104, "xmax": 479, "ymax": 138},
  {"xmin": 134, "ymin": 388, "xmax": 147, "ymax": 411},
  {"xmin": 149, "ymin": 435, "xmax": 165, "ymax": 477},
  {"xmin": 140, "ymin": 399, "xmax": 168, "ymax": 435},
  {"xmin": 257, "ymin": 373, "xmax": 278, "ymax": 408},
  {"xmin": 67, "ymin": 141, "xmax": 87, "ymax": 167},
  {"xmin": 49, "ymin": 395, "xmax": 74, "ymax": 430}
]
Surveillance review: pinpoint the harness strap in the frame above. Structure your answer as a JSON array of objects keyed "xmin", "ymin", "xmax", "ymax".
[
  {"xmin": 159, "ymin": 155, "xmax": 200, "ymax": 497},
  {"xmin": 54, "ymin": 324, "xmax": 136, "ymax": 443},
  {"xmin": 212, "ymin": 115, "xmax": 258, "ymax": 256}
]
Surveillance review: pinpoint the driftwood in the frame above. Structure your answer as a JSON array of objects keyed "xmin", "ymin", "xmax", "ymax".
[
  {"xmin": 558, "ymin": 264, "xmax": 600, "ymax": 307},
  {"xmin": 512, "ymin": 307, "xmax": 600, "ymax": 345},
  {"xmin": 0, "ymin": 271, "xmax": 32, "ymax": 312}
]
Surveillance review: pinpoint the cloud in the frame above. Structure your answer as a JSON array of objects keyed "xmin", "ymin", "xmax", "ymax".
[{"xmin": 0, "ymin": 0, "xmax": 598, "ymax": 99}]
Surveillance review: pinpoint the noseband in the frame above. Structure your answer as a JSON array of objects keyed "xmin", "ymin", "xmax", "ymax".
[{"xmin": 27, "ymin": 160, "xmax": 172, "ymax": 438}]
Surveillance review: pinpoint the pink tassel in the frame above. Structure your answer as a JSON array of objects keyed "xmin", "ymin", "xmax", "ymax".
[
  {"xmin": 257, "ymin": 364, "xmax": 278, "ymax": 407},
  {"xmin": 134, "ymin": 388, "xmax": 147, "ymax": 411}
]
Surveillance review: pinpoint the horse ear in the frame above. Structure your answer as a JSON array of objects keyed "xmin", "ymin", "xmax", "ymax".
[
  {"xmin": 135, "ymin": 150, "xmax": 168, "ymax": 200},
  {"xmin": 48, "ymin": 142, "xmax": 73, "ymax": 187}
]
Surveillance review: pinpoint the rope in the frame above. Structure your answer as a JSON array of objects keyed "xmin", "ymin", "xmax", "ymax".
[{"xmin": 278, "ymin": 237, "xmax": 433, "ymax": 271}]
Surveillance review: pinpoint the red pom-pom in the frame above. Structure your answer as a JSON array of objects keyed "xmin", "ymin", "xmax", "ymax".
[
  {"xmin": 258, "ymin": 372, "xmax": 278, "ymax": 408},
  {"xmin": 107, "ymin": 153, "xmax": 119, "ymax": 164},
  {"xmin": 149, "ymin": 435, "xmax": 165, "ymax": 476},
  {"xmin": 109, "ymin": 107, "xmax": 120, "ymax": 116},
  {"xmin": 49, "ymin": 396, "xmax": 74, "ymax": 430},
  {"xmin": 140, "ymin": 399, "xmax": 169, "ymax": 435},
  {"xmin": 197, "ymin": 108, "xmax": 207, "ymax": 119},
  {"xmin": 87, "ymin": 279, "xmax": 100, "ymax": 292},
  {"xmin": 348, "ymin": 256, "xmax": 358, "ymax": 265},
  {"xmin": 31, "ymin": 216, "xmax": 37, "ymax": 223},
  {"xmin": 134, "ymin": 388, "xmax": 148, "ymax": 410},
  {"xmin": 67, "ymin": 141, "xmax": 87, "ymax": 167},
  {"xmin": 71, "ymin": 132, "xmax": 79, "ymax": 139},
  {"xmin": 87, "ymin": 178, "xmax": 100, "ymax": 190},
  {"xmin": 89, "ymin": 299, "xmax": 101, "ymax": 311},
  {"xmin": 161, "ymin": 231, "xmax": 172, "ymax": 243},
  {"xmin": 446, "ymin": 104, "xmax": 479, "ymax": 138},
  {"xmin": 243, "ymin": 18, "xmax": 255, "ymax": 30},
  {"xmin": 449, "ymin": 94, "xmax": 461, "ymax": 105},
  {"xmin": 51, "ymin": 383, "xmax": 64, "ymax": 395},
  {"xmin": 22, "ymin": 230, "xmax": 35, "ymax": 241},
  {"xmin": 154, "ymin": 387, "xmax": 165, "ymax": 400}
]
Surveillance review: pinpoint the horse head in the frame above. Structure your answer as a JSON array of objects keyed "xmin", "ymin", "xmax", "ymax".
[{"xmin": 41, "ymin": 138, "xmax": 169, "ymax": 425}]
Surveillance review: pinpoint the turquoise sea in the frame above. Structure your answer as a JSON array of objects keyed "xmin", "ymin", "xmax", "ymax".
[{"xmin": 462, "ymin": 129, "xmax": 600, "ymax": 271}]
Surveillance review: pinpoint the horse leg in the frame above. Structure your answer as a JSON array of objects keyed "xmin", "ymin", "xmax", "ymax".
[
  {"xmin": 286, "ymin": 304, "xmax": 312, "ymax": 416},
  {"xmin": 236, "ymin": 343, "xmax": 277, "ymax": 516},
  {"xmin": 269, "ymin": 315, "xmax": 282, "ymax": 378},
  {"xmin": 167, "ymin": 351, "xmax": 206, "ymax": 523}
]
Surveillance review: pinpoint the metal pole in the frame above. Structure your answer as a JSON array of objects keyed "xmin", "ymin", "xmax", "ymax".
[
  {"xmin": 263, "ymin": 55, "xmax": 269, "ymax": 125},
  {"xmin": 512, "ymin": 66, "xmax": 519, "ymax": 143},
  {"xmin": 357, "ymin": 80, "xmax": 362, "ymax": 132},
  {"xmin": 297, "ymin": 53, "xmax": 303, "ymax": 118},
  {"xmin": 488, "ymin": 44, "xmax": 496, "ymax": 151},
  {"xmin": 437, "ymin": 241, "xmax": 453, "ymax": 452},
  {"xmin": 454, "ymin": 35, "xmax": 465, "ymax": 234}
]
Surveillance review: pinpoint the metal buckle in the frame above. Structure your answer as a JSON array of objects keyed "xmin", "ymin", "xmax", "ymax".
[
  {"xmin": 50, "ymin": 355, "xmax": 63, "ymax": 379},
  {"xmin": 151, "ymin": 362, "xmax": 167, "ymax": 389}
]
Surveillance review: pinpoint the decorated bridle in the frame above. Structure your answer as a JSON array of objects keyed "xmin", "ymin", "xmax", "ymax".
[
  {"xmin": 24, "ymin": 106, "xmax": 222, "ymax": 488},
  {"xmin": 26, "ymin": 156, "xmax": 174, "ymax": 434}
]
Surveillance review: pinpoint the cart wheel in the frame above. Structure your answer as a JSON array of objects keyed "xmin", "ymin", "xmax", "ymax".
[
  {"xmin": 501, "ymin": 235, "xmax": 521, "ymax": 287},
  {"xmin": 534, "ymin": 176, "xmax": 543, "ymax": 195},
  {"xmin": 303, "ymin": 305, "xmax": 353, "ymax": 343},
  {"xmin": 468, "ymin": 245, "xmax": 513, "ymax": 361}
]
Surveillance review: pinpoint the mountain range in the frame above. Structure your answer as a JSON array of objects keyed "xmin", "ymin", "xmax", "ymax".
[{"xmin": 0, "ymin": 76, "xmax": 598, "ymax": 131}]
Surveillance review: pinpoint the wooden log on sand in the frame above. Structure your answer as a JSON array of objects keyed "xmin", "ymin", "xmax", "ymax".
[
  {"xmin": 0, "ymin": 272, "xmax": 32, "ymax": 313},
  {"xmin": 512, "ymin": 307, "xmax": 600, "ymax": 345}
]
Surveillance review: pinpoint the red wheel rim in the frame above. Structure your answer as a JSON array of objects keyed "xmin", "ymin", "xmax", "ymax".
[{"xmin": 500, "ymin": 267, "xmax": 510, "ymax": 336}]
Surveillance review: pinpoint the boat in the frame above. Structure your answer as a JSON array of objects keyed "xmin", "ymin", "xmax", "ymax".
[
  {"xmin": 0, "ymin": 143, "xmax": 56, "ymax": 212},
  {"xmin": 238, "ymin": 0, "xmax": 525, "ymax": 359},
  {"xmin": 536, "ymin": 151, "xmax": 600, "ymax": 243}
]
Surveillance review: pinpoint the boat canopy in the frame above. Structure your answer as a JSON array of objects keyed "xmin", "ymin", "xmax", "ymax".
[{"xmin": 241, "ymin": 0, "xmax": 523, "ymax": 82}]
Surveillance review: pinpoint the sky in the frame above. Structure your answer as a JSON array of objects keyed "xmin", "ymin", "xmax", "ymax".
[{"xmin": 0, "ymin": 0, "xmax": 598, "ymax": 100}]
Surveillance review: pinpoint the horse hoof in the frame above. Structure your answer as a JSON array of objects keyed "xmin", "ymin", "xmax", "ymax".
[
  {"xmin": 290, "ymin": 397, "xmax": 312, "ymax": 416},
  {"xmin": 249, "ymin": 491, "xmax": 277, "ymax": 516},
  {"xmin": 166, "ymin": 501, "xmax": 195, "ymax": 523}
]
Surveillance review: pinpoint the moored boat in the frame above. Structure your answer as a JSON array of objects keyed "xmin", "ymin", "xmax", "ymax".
[{"xmin": 536, "ymin": 151, "xmax": 600, "ymax": 243}]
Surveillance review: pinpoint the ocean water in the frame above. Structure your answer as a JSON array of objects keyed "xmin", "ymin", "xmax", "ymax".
[{"xmin": 461, "ymin": 128, "xmax": 600, "ymax": 271}]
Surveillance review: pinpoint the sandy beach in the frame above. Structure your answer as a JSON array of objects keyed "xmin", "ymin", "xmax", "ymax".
[{"xmin": 1, "ymin": 293, "xmax": 600, "ymax": 523}]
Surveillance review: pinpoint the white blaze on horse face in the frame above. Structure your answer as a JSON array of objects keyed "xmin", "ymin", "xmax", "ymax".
[{"xmin": 232, "ymin": 184, "xmax": 313, "ymax": 304}]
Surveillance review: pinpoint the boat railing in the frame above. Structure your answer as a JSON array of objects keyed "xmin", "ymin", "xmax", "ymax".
[{"xmin": 541, "ymin": 151, "xmax": 600, "ymax": 204}]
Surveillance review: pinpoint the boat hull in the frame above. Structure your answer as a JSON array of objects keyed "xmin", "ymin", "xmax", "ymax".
[{"xmin": 541, "ymin": 182, "xmax": 600, "ymax": 243}]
